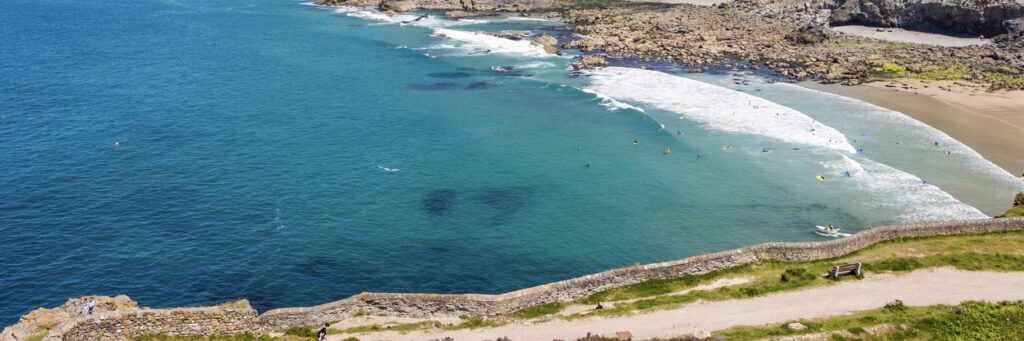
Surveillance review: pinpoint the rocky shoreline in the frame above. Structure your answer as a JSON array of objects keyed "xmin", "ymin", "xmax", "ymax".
[
  {"xmin": 564, "ymin": 1, "xmax": 1024, "ymax": 89},
  {"xmin": 317, "ymin": 0, "xmax": 1024, "ymax": 90}
]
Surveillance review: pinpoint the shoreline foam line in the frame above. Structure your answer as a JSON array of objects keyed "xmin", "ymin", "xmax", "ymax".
[
  {"xmin": 583, "ymin": 66, "xmax": 989, "ymax": 221},
  {"xmin": 782, "ymin": 82, "xmax": 1024, "ymax": 185},
  {"xmin": 822, "ymin": 155, "xmax": 987, "ymax": 221},
  {"xmin": 585, "ymin": 67, "xmax": 857, "ymax": 153}
]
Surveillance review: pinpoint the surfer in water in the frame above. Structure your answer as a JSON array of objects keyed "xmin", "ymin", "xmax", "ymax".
[
  {"xmin": 114, "ymin": 141, "xmax": 120, "ymax": 149},
  {"xmin": 633, "ymin": 140, "xmax": 639, "ymax": 146}
]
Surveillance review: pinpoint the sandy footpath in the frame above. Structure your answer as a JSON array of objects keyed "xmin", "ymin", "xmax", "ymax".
[
  {"xmin": 805, "ymin": 81, "xmax": 1024, "ymax": 177},
  {"xmin": 328, "ymin": 268, "xmax": 1024, "ymax": 340},
  {"xmin": 832, "ymin": 25, "xmax": 991, "ymax": 47}
]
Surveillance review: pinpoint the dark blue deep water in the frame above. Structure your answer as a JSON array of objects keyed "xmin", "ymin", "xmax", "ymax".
[{"xmin": 3, "ymin": 0, "xmax": 1021, "ymax": 326}]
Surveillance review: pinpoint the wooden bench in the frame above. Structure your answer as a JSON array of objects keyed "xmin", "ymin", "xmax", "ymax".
[{"xmin": 827, "ymin": 262, "xmax": 862, "ymax": 279}]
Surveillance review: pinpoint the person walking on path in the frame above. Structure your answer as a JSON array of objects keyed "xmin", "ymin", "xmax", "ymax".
[{"xmin": 317, "ymin": 323, "xmax": 329, "ymax": 341}]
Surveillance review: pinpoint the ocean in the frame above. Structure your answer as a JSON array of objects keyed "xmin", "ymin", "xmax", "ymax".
[{"xmin": 1, "ymin": 0, "xmax": 1021, "ymax": 325}]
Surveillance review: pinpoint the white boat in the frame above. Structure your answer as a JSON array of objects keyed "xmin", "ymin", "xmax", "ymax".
[{"xmin": 815, "ymin": 225, "xmax": 851, "ymax": 238}]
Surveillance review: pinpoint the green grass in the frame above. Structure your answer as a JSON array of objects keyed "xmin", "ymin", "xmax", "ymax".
[
  {"xmin": 328, "ymin": 316, "xmax": 502, "ymax": 337},
  {"xmin": 545, "ymin": 232, "xmax": 1024, "ymax": 319},
  {"xmin": 716, "ymin": 300, "xmax": 1024, "ymax": 340},
  {"xmin": 512, "ymin": 302, "xmax": 565, "ymax": 318},
  {"xmin": 282, "ymin": 327, "xmax": 316, "ymax": 338},
  {"xmin": 1000, "ymin": 193, "xmax": 1024, "ymax": 218},
  {"xmin": 135, "ymin": 334, "xmax": 275, "ymax": 341},
  {"xmin": 328, "ymin": 321, "xmax": 439, "ymax": 334},
  {"xmin": 327, "ymin": 231, "xmax": 1024, "ymax": 335},
  {"xmin": 984, "ymin": 73, "xmax": 1024, "ymax": 87},
  {"xmin": 868, "ymin": 61, "xmax": 973, "ymax": 81},
  {"xmin": 1004, "ymin": 206, "xmax": 1024, "ymax": 218},
  {"xmin": 26, "ymin": 331, "xmax": 48, "ymax": 341}
]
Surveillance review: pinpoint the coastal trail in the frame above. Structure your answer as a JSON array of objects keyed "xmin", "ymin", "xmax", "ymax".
[{"xmin": 328, "ymin": 268, "xmax": 1024, "ymax": 340}]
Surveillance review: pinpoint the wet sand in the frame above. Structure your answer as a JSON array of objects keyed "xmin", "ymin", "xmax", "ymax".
[{"xmin": 804, "ymin": 80, "xmax": 1024, "ymax": 177}]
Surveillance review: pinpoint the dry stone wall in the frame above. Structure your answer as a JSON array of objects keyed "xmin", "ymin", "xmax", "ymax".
[
  {"xmin": 256, "ymin": 217, "xmax": 1024, "ymax": 330},
  {"xmin": 41, "ymin": 301, "xmax": 256, "ymax": 341},
  {"xmin": 15, "ymin": 217, "xmax": 1024, "ymax": 339}
]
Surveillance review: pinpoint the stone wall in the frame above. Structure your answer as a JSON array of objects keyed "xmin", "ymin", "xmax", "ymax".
[
  {"xmin": 14, "ymin": 217, "xmax": 1024, "ymax": 338},
  {"xmin": 255, "ymin": 217, "xmax": 1024, "ymax": 331},
  {"xmin": 41, "ymin": 300, "xmax": 256, "ymax": 341}
]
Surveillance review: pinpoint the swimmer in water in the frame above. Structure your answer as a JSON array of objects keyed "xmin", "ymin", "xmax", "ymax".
[
  {"xmin": 114, "ymin": 141, "xmax": 120, "ymax": 149},
  {"xmin": 664, "ymin": 147, "xmax": 671, "ymax": 155},
  {"xmin": 633, "ymin": 140, "xmax": 639, "ymax": 146},
  {"xmin": 677, "ymin": 131, "xmax": 682, "ymax": 135},
  {"xmin": 843, "ymin": 171, "xmax": 851, "ymax": 177}
]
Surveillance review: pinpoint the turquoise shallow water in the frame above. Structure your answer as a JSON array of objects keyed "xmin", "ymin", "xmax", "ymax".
[{"xmin": 2, "ymin": 0, "xmax": 1021, "ymax": 325}]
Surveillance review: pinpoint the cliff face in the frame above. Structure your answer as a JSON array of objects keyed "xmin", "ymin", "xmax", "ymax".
[{"xmin": 828, "ymin": 0, "xmax": 1024, "ymax": 36}]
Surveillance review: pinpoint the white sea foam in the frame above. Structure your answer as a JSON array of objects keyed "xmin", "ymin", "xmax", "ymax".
[
  {"xmin": 585, "ymin": 67, "xmax": 856, "ymax": 153},
  {"xmin": 498, "ymin": 16, "xmax": 555, "ymax": 22},
  {"xmin": 580, "ymin": 88, "xmax": 646, "ymax": 112},
  {"xmin": 778, "ymin": 82, "xmax": 1024, "ymax": 185},
  {"xmin": 431, "ymin": 28, "xmax": 555, "ymax": 58},
  {"xmin": 585, "ymin": 67, "xmax": 992, "ymax": 222},
  {"xmin": 821, "ymin": 156, "xmax": 987, "ymax": 221},
  {"xmin": 517, "ymin": 61, "xmax": 557, "ymax": 69},
  {"xmin": 333, "ymin": 7, "xmax": 485, "ymax": 28}
]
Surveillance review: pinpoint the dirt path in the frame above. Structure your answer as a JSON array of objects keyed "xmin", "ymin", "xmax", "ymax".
[
  {"xmin": 832, "ymin": 25, "xmax": 991, "ymax": 47},
  {"xmin": 328, "ymin": 268, "xmax": 1024, "ymax": 340}
]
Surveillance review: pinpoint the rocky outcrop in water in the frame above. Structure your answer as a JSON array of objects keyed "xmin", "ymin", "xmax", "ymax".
[
  {"xmin": 572, "ymin": 55, "xmax": 609, "ymax": 70},
  {"xmin": 531, "ymin": 34, "xmax": 560, "ymax": 54}
]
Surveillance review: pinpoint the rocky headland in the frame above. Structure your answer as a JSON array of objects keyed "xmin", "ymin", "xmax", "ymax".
[
  {"xmin": 564, "ymin": 0, "xmax": 1024, "ymax": 88},
  {"xmin": 316, "ymin": 0, "xmax": 1024, "ymax": 89}
]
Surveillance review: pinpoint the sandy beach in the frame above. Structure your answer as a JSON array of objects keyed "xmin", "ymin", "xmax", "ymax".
[
  {"xmin": 831, "ymin": 25, "xmax": 992, "ymax": 47},
  {"xmin": 327, "ymin": 268, "xmax": 1024, "ymax": 340},
  {"xmin": 804, "ymin": 81, "xmax": 1024, "ymax": 177}
]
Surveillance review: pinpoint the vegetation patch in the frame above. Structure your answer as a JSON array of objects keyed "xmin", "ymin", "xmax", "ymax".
[
  {"xmin": 135, "ymin": 334, "xmax": 275, "ymax": 341},
  {"xmin": 512, "ymin": 302, "xmax": 566, "ymax": 318},
  {"xmin": 533, "ymin": 232, "xmax": 1024, "ymax": 319},
  {"xmin": 715, "ymin": 299, "xmax": 1024, "ymax": 340}
]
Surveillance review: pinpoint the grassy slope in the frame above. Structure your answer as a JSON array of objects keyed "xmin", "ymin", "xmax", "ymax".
[
  {"xmin": 316, "ymin": 231, "xmax": 1024, "ymax": 338},
  {"xmin": 716, "ymin": 299, "xmax": 1024, "ymax": 341},
  {"xmin": 145, "ymin": 231, "xmax": 1024, "ymax": 340}
]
